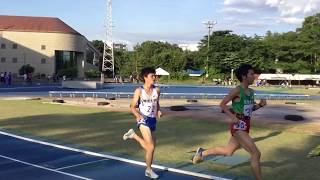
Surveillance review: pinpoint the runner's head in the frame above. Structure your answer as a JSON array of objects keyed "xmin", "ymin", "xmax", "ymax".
[
  {"xmin": 235, "ymin": 64, "xmax": 255, "ymax": 84},
  {"xmin": 140, "ymin": 67, "xmax": 156, "ymax": 85}
]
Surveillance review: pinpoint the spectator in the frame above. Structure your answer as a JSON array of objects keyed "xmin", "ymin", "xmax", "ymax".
[
  {"xmin": 23, "ymin": 73, "xmax": 27, "ymax": 82},
  {"xmin": 0, "ymin": 72, "xmax": 4, "ymax": 84},
  {"xmin": 27, "ymin": 73, "xmax": 32, "ymax": 85},
  {"xmin": 119, "ymin": 76, "xmax": 123, "ymax": 84},
  {"xmin": 47, "ymin": 74, "xmax": 51, "ymax": 82},
  {"xmin": 3, "ymin": 72, "xmax": 7, "ymax": 85},
  {"xmin": 129, "ymin": 75, "xmax": 133, "ymax": 83},
  {"xmin": 8, "ymin": 72, "xmax": 12, "ymax": 86}
]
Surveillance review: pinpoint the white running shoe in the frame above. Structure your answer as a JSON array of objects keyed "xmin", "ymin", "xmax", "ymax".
[
  {"xmin": 192, "ymin": 147, "xmax": 204, "ymax": 164},
  {"xmin": 123, "ymin": 129, "xmax": 135, "ymax": 140},
  {"xmin": 145, "ymin": 169, "xmax": 159, "ymax": 179}
]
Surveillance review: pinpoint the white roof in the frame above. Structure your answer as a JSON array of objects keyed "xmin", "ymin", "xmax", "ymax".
[
  {"xmin": 156, "ymin": 67, "xmax": 170, "ymax": 76},
  {"xmin": 258, "ymin": 74, "xmax": 320, "ymax": 80},
  {"xmin": 189, "ymin": 74, "xmax": 202, "ymax": 77}
]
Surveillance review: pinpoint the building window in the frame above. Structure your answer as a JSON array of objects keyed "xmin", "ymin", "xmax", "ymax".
[
  {"xmin": 55, "ymin": 51, "xmax": 77, "ymax": 72},
  {"xmin": 12, "ymin": 58, "xmax": 18, "ymax": 63},
  {"xmin": 1, "ymin": 44, "xmax": 5, "ymax": 49},
  {"xmin": 1, "ymin": 57, "xmax": 6, "ymax": 63},
  {"xmin": 41, "ymin": 45, "xmax": 46, "ymax": 50},
  {"xmin": 86, "ymin": 49, "xmax": 95, "ymax": 64},
  {"xmin": 12, "ymin": 44, "xmax": 18, "ymax": 49},
  {"xmin": 41, "ymin": 58, "xmax": 46, "ymax": 64}
]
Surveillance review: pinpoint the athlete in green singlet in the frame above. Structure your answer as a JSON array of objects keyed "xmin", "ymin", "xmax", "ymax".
[{"xmin": 192, "ymin": 64, "xmax": 266, "ymax": 180}]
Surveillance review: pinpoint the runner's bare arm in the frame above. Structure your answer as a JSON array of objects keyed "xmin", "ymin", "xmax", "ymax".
[
  {"xmin": 130, "ymin": 88, "xmax": 143, "ymax": 121},
  {"xmin": 156, "ymin": 87, "xmax": 162, "ymax": 118},
  {"xmin": 253, "ymin": 99, "xmax": 267, "ymax": 111},
  {"xmin": 220, "ymin": 87, "xmax": 240, "ymax": 123}
]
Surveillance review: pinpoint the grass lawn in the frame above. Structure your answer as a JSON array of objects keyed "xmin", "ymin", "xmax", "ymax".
[
  {"xmin": 253, "ymin": 87, "xmax": 320, "ymax": 96},
  {"xmin": 0, "ymin": 100, "xmax": 319, "ymax": 180}
]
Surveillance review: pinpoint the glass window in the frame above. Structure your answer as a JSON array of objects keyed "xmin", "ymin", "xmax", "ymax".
[
  {"xmin": 41, "ymin": 58, "xmax": 46, "ymax": 64},
  {"xmin": 86, "ymin": 49, "xmax": 94, "ymax": 64},
  {"xmin": 1, "ymin": 44, "xmax": 5, "ymax": 49},
  {"xmin": 1, "ymin": 57, "xmax": 6, "ymax": 63},
  {"xmin": 12, "ymin": 44, "xmax": 18, "ymax": 49},
  {"xmin": 12, "ymin": 58, "xmax": 18, "ymax": 63},
  {"xmin": 41, "ymin": 45, "xmax": 46, "ymax": 50},
  {"xmin": 55, "ymin": 51, "xmax": 77, "ymax": 73}
]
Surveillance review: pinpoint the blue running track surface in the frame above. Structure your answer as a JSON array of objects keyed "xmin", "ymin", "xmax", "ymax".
[{"xmin": 0, "ymin": 131, "xmax": 230, "ymax": 180}]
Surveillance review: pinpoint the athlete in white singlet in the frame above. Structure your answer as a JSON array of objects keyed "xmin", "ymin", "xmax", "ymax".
[{"xmin": 123, "ymin": 67, "xmax": 162, "ymax": 179}]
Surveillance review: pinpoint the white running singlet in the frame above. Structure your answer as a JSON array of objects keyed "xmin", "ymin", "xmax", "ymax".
[{"xmin": 139, "ymin": 87, "xmax": 159, "ymax": 118}]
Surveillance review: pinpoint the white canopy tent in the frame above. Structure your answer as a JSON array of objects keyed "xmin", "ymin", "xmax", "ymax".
[
  {"xmin": 156, "ymin": 67, "xmax": 170, "ymax": 76},
  {"xmin": 258, "ymin": 74, "xmax": 320, "ymax": 80}
]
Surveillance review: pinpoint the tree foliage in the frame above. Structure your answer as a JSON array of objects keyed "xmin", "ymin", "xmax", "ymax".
[
  {"xmin": 91, "ymin": 14, "xmax": 320, "ymax": 79},
  {"xmin": 19, "ymin": 64, "xmax": 35, "ymax": 75}
]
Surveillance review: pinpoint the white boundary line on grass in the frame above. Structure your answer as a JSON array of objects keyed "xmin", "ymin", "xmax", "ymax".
[
  {"xmin": 0, "ymin": 154, "xmax": 92, "ymax": 180},
  {"xmin": 0, "ymin": 130, "xmax": 231, "ymax": 180}
]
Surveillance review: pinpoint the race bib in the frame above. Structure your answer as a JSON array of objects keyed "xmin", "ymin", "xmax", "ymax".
[
  {"xmin": 243, "ymin": 104, "xmax": 253, "ymax": 117},
  {"xmin": 234, "ymin": 120, "xmax": 247, "ymax": 130}
]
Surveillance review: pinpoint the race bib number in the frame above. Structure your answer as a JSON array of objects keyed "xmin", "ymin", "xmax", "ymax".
[
  {"xmin": 243, "ymin": 104, "xmax": 253, "ymax": 117},
  {"xmin": 234, "ymin": 120, "xmax": 247, "ymax": 130}
]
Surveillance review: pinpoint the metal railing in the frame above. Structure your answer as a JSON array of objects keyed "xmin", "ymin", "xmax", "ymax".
[{"xmin": 48, "ymin": 91, "xmax": 311, "ymax": 100}]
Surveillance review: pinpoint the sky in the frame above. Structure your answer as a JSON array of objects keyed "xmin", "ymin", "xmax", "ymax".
[{"xmin": 1, "ymin": 0, "xmax": 320, "ymax": 49}]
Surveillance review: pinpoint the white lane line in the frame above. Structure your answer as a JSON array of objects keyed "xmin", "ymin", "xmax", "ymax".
[
  {"xmin": 0, "ymin": 154, "xmax": 92, "ymax": 180},
  {"xmin": 56, "ymin": 159, "xmax": 109, "ymax": 170},
  {"xmin": 0, "ymin": 86, "xmax": 60, "ymax": 90},
  {"xmin": 0, "ymin": 130, "xmax": 231, "ymax": 180}
]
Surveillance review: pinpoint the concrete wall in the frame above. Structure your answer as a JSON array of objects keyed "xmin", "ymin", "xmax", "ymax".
[{"xmin": 62, "ymin": 80, "xmax": 101, "ymax": 89}]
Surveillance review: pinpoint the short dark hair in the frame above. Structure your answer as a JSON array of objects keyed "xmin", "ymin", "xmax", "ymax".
[
  {"xmin": 235, "ymin": 64, "xmax": 254, "ymax": 82},
  {"xmin": 139, "ymin": 67, "xmax": 156, "ymax": 82}
]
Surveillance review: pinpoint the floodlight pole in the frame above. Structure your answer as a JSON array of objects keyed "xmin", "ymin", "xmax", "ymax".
[{"xmin": 203, "ymin": 20, "xmax": 216, "ymax": 78}]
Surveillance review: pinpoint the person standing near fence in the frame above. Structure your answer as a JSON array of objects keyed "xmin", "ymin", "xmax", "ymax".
[{"xmin": 8, "ymin": 72, "xmax": 12, "ymax": 86}]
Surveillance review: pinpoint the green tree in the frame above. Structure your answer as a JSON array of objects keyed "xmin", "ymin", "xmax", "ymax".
[
  {"xmin": 198, "ymin": 30, "xmax": 269, "ymax": 76},
  {"xmin": 19, "ymin": 64, "xmax": 34, "ymax": 75},
  {"xmin": 133, "ymin": 41, "xmax": 186, "ymax": 74},
  {"xmin": 91, "ymin": 40, "xmax": 104, "ymax": 53}
]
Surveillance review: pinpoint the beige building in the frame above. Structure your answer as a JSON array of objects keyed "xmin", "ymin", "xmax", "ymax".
[{"xmin": 0, "ymin": 15, "xmax": 100, "ymax": 78}]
